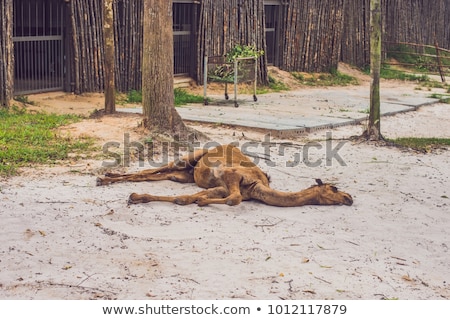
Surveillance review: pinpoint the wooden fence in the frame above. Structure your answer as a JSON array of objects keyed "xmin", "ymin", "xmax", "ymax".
[
  {"xmin": 114, "ymin": 0, "xmax": 143, "ymax": 93},
  {"xmin": 69, "ymin": 0, "xmax": 105, "ymax": 94},
  {"xmin": 340, "ymin": 0, "xmax": 450, "ymax": 69},
  {"xmin": 66, "ymin": 0, "xmax": 351, "ymax": 90},
  {"xmin": 279, "ymin": 0, "xmax": 345, "ymax": 72},
  {"xmin": 384, "ymin": 41, "xmax": 450, "ymax": 82},
  {"xmin": 197, "ymin": 0, "xmax": 268, "ymax": 85},
  {"xmin": 2, "ymin": 0, "xmax": 450, "ymax": 106}
]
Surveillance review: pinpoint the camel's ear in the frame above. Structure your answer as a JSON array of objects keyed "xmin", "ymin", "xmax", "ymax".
[{"xmin": 315, "ymin": 179, "xmax": 323, "ymax": 186}]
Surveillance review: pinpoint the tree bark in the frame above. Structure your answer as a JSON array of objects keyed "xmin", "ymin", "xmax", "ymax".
[
  {"xmin": 0, "ymin": 0, "xmax": 13, "ymax": 107},
  {"xmin": 142, "ymin": 0, "xmax": 186, "ymax": 135},
  {"xmin": 366, "ymin": 0, "xmax": 382, "ymax": 140},
  {"xmin": 103, "ymin": 0, "xmax": 116, "ymax": 113}
]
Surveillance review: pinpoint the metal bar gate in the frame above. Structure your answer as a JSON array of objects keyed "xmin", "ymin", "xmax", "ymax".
[
  {"xmin": 173, "ymin": 2, "xmax": 195, "ymax": 76},
  {"xmin": 13, "ymin": 0, "xmax": 65, "ymax": 95}
]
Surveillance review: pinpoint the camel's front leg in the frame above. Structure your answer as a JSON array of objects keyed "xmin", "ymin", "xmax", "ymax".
[
  {"xmin": 128, "ymin": 187, "xmax": 229, "ymax": 205},
  {"xmin": 195, "ymin": 170, "xmax": 243, "ymax": 206}
]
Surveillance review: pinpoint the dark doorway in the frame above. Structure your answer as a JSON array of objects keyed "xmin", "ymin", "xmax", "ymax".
[
  {"xmin": 173, "ymin": 1, "xmax": 197, "ymax": 76},
  {"xmin": 265, "ymin": 4, "xmax": 280, "ymax": 66},
  {"xmin": 13, "ymin": 0, "xmax": 66, "ymax": 95}
]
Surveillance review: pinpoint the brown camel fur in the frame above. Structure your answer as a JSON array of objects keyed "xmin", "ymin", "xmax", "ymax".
[{"xmin": 97, "ymin": 144, "xmax": 353, "ymax": 207}]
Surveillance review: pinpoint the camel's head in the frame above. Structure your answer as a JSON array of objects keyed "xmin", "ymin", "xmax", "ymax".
[{"xmin": 313, "ymin": 179, "xmax": 353, "ymax": 206}]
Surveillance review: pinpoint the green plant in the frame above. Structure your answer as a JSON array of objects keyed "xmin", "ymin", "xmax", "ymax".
[
  {"xmin": 387, "ymin": 137, "xmax": 450, "ymax": 152},
  {"xmin": 428, "ymin": 93, "xmax": 450, "ymax": 103},
  {"xmin": 387, "ymin": 44, "xmax": 418, "ymax": 65},
  {"xmin": 126, "ymin": 90, "xmax": 143, "ymax": 103},
  {"xmin": 380, "ymin": 65, "xmax": 430, "ymax": 82},
  {"xmin": 207, "ymin": 45, "xmax": 264, "ymax": 84},
  {"xmin": 225, "ymin": 44, "xmax": 264, "ymax": 62},
  {"xmin": 0, "ymin": 107, "xmax": 94, "ymax": 176},
  {"xmin": 144, "ymin": 137, "xmax": 153, "ymax": 144},
  {"xmin": 268, "ymin": 75, "xmax": 290, "ymax": 92},
  {"xmin": 174, "ymin": 88, "xmax": 205, "ymax": 106},
  {"xmin": 386, "ymin": 44, "xmax": 450, "ymax": 75},
  {"xmin": 121, "ymin": 89, "xmax": 205, "ymax": 106},
  {"xmin": 13, "ymin": 95, "xmax": 35, "ymax": 105},
  {"xmin": 359, "ymin": 108, "xmax": 370, "ymax": 114},
  {"xmin": 292, "ymin": 70, "xmax": 358, "ymax": 86}
]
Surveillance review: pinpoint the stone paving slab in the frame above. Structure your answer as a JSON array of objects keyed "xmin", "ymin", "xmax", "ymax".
[{"xmin": 118, "ymin": 84, "xmax": 440, "ymax": 135}]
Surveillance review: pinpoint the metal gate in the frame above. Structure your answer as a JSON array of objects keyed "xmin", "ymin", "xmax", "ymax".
[
  {"xmin": 13, "ymin": 0, "xmax": 65, "ymax": 95},
  {"xmin": 173, "ymin": 2, "xmax": 196, "ymax": 76},
  {"xmin": 265, "ymin": 4, "xmax": 280, "ymax": 66}
]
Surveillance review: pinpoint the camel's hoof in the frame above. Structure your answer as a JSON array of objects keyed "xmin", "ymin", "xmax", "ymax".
[
  {"xmin": 96, "ymin": 177, "xmax": 105, "ymax": 186},
  {"xmin": 127, "ymin": 193, "xmax": 139, "ymax": 205}
]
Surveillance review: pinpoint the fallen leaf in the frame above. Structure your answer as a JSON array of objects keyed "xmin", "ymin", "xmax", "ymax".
[
  {"xmin": 302, "ymin": 258, "xmax": 310, "ymax": 263},
  {"xmin": 62, "ymin": 265, "xmax": 72, "ymax": 270},
  {"xmin": 402, "ymin": 275, "xmax": 413, "ymax": 282},
  {"xmin": 38, "ymin": 230, "xmax": 46, "ymax": 237}
]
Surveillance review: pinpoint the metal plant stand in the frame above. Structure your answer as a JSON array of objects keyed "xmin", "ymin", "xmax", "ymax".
[{"xmin": 203, "ymin": 56, "xmax": 258, "ymax": 108}]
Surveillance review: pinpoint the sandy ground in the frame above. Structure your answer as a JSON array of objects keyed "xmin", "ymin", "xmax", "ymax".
[{"xmin": 1, "ymin": 81, "xmax": 450, "ymax": 300}]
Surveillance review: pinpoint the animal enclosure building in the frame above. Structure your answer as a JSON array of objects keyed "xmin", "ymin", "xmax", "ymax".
[{"xmin": 1, "ymin": 0, "xmax": 450, "ymax": 106}]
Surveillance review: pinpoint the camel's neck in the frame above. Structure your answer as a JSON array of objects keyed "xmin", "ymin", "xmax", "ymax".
[{"xmin": 249, "ymin": 183, "xmax": 320, "ymax": 207}]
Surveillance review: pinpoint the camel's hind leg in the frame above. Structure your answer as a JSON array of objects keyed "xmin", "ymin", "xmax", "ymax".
[
  {"xmin": 128, "ymin": 187, "xmax": 229, "ymax": 205},
  {"xmin": 97, "ymin": 167, "xmax": 195, "ymax": 185},
  {"xmin": 97, "ymin": 148, "xmax": 209, "ymax": 186}
]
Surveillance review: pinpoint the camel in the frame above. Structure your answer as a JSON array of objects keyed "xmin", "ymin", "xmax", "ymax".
[{"xmin": 97, "ymin": 144, "xmax": 353, "ymax": 207}]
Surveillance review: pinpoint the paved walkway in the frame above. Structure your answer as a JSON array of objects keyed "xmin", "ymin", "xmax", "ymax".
[{"xmin": 118, "ymin": 82, "xmax": 441, "ymax": 137}]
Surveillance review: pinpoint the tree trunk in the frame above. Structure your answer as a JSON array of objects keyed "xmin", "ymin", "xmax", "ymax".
[
  {"xmin": 366, "ymin": 0, "xmax": 382, "ymax": 140},
  {"xmin": 142, "ymin": 0, "xmax": 186, "ymax": 135},
  {"xmin": 103, "ymin": 0, "xmax": 116, "ymax": 113},
  {"xmin": 0, "ymin": 0, "xmax": 13, "ymax": 108}
]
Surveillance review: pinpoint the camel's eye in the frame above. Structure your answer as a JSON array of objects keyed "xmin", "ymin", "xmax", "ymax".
[{"xmin": 330, "ymin": 186, "xmax": 338, "ymax": 193}]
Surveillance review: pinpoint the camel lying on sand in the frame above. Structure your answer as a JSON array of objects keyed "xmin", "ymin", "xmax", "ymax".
[{"xmin": 97, "ymin": 144, "xmax": 353, "ymax": 207}]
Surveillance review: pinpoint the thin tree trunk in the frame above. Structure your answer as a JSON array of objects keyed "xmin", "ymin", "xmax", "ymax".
[
  {"xmin": 142, "ymin": 0, "xmax": 186, "ymax": 135},
  {"xmin": 103, "ymin": 0, "xmax": 115, "ymax": 113},
  {"xmin": 366, "ymin": 0, "xmax": 382, "ymax": 140},
  {"xmin": 69, "ymin": 1, "xmax": 81, "ymax": 94},
  {"xmin": 0, "ymin": 0, "xmax": 13, "ymax": 107}
]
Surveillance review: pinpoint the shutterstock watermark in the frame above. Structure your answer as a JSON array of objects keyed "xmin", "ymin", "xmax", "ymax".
[{"xmin": 101, "ymin": 132, "xmax": 348, "ymax": 168}]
